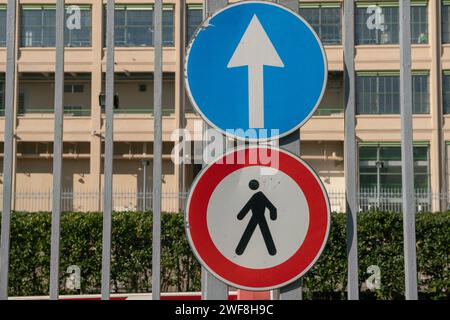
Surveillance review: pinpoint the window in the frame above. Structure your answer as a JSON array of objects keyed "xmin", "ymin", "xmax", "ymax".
[
  {"xmin": 356, "ymin": 3, "xmax": 399, "ymax": 45},
  {"xmin": 0, "ymin": 80, "xmax": 4, "ymax": 116},
  {"xmin": 355, "ymin": 2, "xmax": 428, "ymax": 45},
  {"xmin": 356, "ymin": 72, "xmax": 429, "ymax": 114},
  {"xmin": 64, "ymin": 84, "xmax": 84, "ymax": 93},
  {"xmin": 443, "ymin": 1, "xmax": 450, "ymax": 43},
  {"xmin": 18, "ymin": 92, "xmax": 26, "ymax": 114},
  {"xmin": 162, "ymin": 6, "xmax": 175, "ymax": 46},
  {"xmin": 112, "ymin": 5, "xmax": 174, "ymax": 47},
  {"xmin": 413, "ymin": 73, "xmax": 430, "ymax": 114},
  {"xmin": 114, "ymin": 5, "xmax": 153, "ymax": 47},
  {"xmin": 187, "ymin": 5, "xmax": 203, "ymax": 43},
  {"xmin": 300, "ymin": 3, "xmax": 341, "ymax": 45},
  {"xmin": 444, "ymin": 72, "xmax": 450, "ymax": 114},
  {"xmin": 65, "ymin": 5, "xmax": 92, "ymax": 47},
  {"xmin": 356, "ymin": 72, "xmax": 400, "ymax": 114},
  {"xmin": 21, "ymin": 5, "xmax": 92, "ymax": 47},
  {"xmin": 21, "ymin": 5, "xmax": 56, "ymax": 47},
  {"xmin": 411, "ymin": 3, "xmax": 428, "ymax": 44},
  {"xmin": 0, "ymin": 5, "xmax": 6, "ymax": 47},
  {"xmin": 359, "ymin": 144, "xmax": 429, "ymax": 191}
]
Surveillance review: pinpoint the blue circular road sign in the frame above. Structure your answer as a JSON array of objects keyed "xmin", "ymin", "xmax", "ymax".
[{"xmin": 185, "ymin": 1, "xmax": 327, "ymax": 141}]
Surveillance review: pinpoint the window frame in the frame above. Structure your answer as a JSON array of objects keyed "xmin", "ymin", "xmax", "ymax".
[
  {"xmin": 355, "ymin": 1, "xmax": 429, "ymax": 45},
  {"xmin": 0, "ymin": 5, "xmax": 6, "ymax": 47},
  {"xmin": 108, "ymin": 4, "xmax": 175, "ymax": 48},
  {"xmin": 299, "ymin": 3, "xmax": 342, "ymax": 45},
  {"xmin": 358, "ymin": 143, "xmax": 430, "ymax": 191},
  {"xmin": 444, "ymin": 71, "xmax": 450, "ymax": 114},
  {"xmin": 443, "ymin": 1, "xmax": 450, "ymax": 44},
  {"xmin": 356, "ymin": 71, "xmax": 430, "ymax": 115},
  {"xmin": 186, "ymin": 4, "xmax": 203, "ymax": 44},
  {"xmin": 64, "ymin": 5, "xmax": 92, "ymax": 47},
  {"xmin": 21, "ymin": 4, "xmax": 92, "ymax": 47}
]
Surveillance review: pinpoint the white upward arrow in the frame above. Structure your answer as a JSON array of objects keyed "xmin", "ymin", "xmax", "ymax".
[{"xmin": 228, "ymin": 15, "xmax": 284, "ymax": 128}]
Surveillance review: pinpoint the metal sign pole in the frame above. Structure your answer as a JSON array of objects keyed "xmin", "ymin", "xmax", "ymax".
[
  {"xmin": 201, "ymin": 0, "xmax": 229, "ymax": 301},
  {"xmin": 343, "ymin": 0, "xmax": 359, "ymax": 300},
  {"xmin": 101, "ymin": 0, "xmax": 115, "ymax": 300},
  {"xmin": 399, "ymin": 0, "xmax": 418, "ymax": 300},
  {"xmin": 0, "ymin": 0, "xmax": 17, "ymax": 300},
  {"xmin": 49, "ymin": 0, "xmax": 65, "ymax": 300},
  {"xmin": 152, "ymin": 0, "xmax": 163, "ymax": 301},
  {"xmin": 277, "ymin": 0, "xmax": 302, "ymax": 301}
]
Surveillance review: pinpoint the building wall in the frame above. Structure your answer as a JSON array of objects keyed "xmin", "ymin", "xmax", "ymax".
[{"xmin": 0, "ymin": 0, "xmax": 448, "ymax": 212}]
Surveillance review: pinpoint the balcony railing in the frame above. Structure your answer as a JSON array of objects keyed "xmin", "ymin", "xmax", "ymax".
[
  {"xmin": 2, "ymin": 107, "xmax": 341, "ymax": 117},
  {"xmin": 313, "ymin": 107, "xmax": 344, "ymax": 116},
  {"xmin": 16, "ymin": 107, "xmax": 91, "ymax": 117},
  {"xmin": 0, "ymin": 107, "xmax": 177, "ymax": 117},
  {"xmin": 112, "ymin": 107, "xmax": 175, "ymax": 116}
]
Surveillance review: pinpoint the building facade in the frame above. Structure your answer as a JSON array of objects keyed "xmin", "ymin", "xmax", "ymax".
[{"xmin": 0, "ymin": 0, "xmax": 449, "ymax": 212}]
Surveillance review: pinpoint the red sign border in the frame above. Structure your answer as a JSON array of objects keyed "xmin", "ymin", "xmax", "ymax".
[{"xmin": 185, "ymin": 146, "xmax": 330, "ymax": 291}]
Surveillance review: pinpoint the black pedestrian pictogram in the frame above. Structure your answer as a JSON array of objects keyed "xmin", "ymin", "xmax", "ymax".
[{"xmin": 235, "ymin": 179, "xmax": 277, "ymax": 256}]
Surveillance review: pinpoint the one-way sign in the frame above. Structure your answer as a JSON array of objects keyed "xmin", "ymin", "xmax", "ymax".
[{"xmin": 185, "ymin": 1, "xmax": 327, "ymax": 141}]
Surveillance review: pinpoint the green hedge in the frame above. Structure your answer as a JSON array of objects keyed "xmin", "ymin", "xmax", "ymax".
[{"xmin": 3, "ymin": 211, "xmax": 449, "ymax": 299}]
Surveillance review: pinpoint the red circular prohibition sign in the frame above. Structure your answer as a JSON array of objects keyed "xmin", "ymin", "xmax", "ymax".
[{"xmin": 186, "ymin": 147, "xmax": 330, "ymax": 290}]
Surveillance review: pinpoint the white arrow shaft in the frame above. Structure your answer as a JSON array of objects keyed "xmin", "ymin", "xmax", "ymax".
[{"xmin": 248, "ymin": 65, "xmax": 264, "ymax": 128}]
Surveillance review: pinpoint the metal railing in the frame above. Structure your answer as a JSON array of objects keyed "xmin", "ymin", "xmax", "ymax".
[
  {"xmin": 313, "ymin": 107, "xmax": 344, "ymax": 116},
  {"xmin": 112, "ymin": 107, "xmax": 175, "ymax": 116},
  {"xmin": 0, "ymin": 189, "xmax": 446, "ymax": 214},
  {"xmin": 17, "ymin": 107, "xmax": 91, "ymax": 117}
]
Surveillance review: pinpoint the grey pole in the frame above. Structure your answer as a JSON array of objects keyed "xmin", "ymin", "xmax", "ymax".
[
  {"xmin": 399, "ymin": 0, "xmax": 418, "ymax": 300},
  {"xmin": 101, "ymin": 0, "xmax": 115, "ymax": 300},
  {"xmin": 152, "ymin": 0, "xmax": 163, "ymax": 301},
  {"xmin": 142, "ymin": 160, "xmax": 147, "ymax": 211},
  {"xmin": 277, "ymin": 0, "xmax": 302, "ymax": 301},
  {"xmin": 0, "ymin": 0, "xmax": 17, "ymax": 300},
  {"xmin": 49, "ymin": 0, "xmax": 65, "ymax": 300},
  {"xmin": 201, "ymin": 0, "xmax": 229, "ymax": 301},
  {"xmin": 343, "ymin": 0, "xmax": 359, "ymax": 300}
]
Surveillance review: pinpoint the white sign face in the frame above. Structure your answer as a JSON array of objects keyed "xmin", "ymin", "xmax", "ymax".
[{"xmin": 207, "ymin": 166, "xmax": 309, "ymax": 269}]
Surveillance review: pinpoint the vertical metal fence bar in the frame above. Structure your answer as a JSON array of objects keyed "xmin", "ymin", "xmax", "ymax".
[
  {"xmin": 201, "ymin": 0, "xmax": 229, "ymax": 301},
  {"xmin": 0, "ymin": 0, "xmax": 17, "ymax": 300},
  {"xmin": 101, "ymin": 0, "xmax": 115, "ymax": 300},
  {"xmin": 343, "ymin": 0, "xmax": 359, "ymax": 300},
  {"xmin": 152, "ymin": 0, "xmax": 163, "ymax": 301},
  {"xmin": 49, "ymin": 0, "xmax": 65, "ymax": 300},
  {"xmin": 399, "ymin": 0, "xmax": 418, "ymax": 300},
  {"xmin": 277, "ymin": 0, "xmax": 303, "ymax": 302}
]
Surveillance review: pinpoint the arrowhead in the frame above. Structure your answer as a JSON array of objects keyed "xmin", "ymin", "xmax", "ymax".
[{"xmin": 228, "ymin": 15, "xmax": 284, "ymax": 68}]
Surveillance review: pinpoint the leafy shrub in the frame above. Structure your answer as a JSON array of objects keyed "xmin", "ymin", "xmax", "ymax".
[{"xmin": 3, "ymin": 211, "xmax": 449, "ymax": 299}]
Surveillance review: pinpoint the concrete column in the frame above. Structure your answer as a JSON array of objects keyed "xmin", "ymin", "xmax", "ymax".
[
  {"xmin": 429, "ymin": 0, "xmax": 443, "ymax": 212},
  {"xmin": 90, "ymin": 0, "xmax": 104, "ymax": 211}
]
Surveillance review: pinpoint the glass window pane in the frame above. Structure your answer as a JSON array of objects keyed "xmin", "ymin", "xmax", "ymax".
[
  {"xmin": 300, "ymin": 6, "xmax": 341, "ymax": 45},
  {"xmin": 356, "ymin": 5, "xmax": 400, "ymax": 45},
  {"xmin": 187, "ymin": 7, "xmax": 203, "ymax": 43},
  {"xmin": 360, "ymin": 146, "xmax": 378, "ymax": 160},
  {"xmin": 21, "ymin": 9, "xmax": 43, "ymax": 47},
  {"xmin": 65, "ymin": 7, "xmax": 92, "ymax": 47},
  {"xmin": 359, "ymin": 145, "xmax": 429, "ymax": 191},
  {"xmin": 357, "ymin": 75, "xmax": 400, "ymax": 114},
  {"xmin": 412, "ymin": 74, "xmax": 429, "ymax": 114},
  {"xmin": 360, "ymin": 174, "xmax": 377, "ymax": 188},
  {"xmin": 443, "ymin": 3, "xmax": 450, "ymax": 43},
  {"xmin": 411, "ymin": 5, "xmax": 428, "ymax": 44},
  {"xmin": 163, "ymin": 9, "xmax": 175, "ymax": 47},
  {"xmin": 380, "ymin": 146, "xmax": 401, "ymax": 160},
  {"xmin": 0, "ymin": 8, "xmax": 6, "ymax": 46},
  {"xmin": 444, "ymin": 74, "xmax": 450, "ymax": 114}
]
